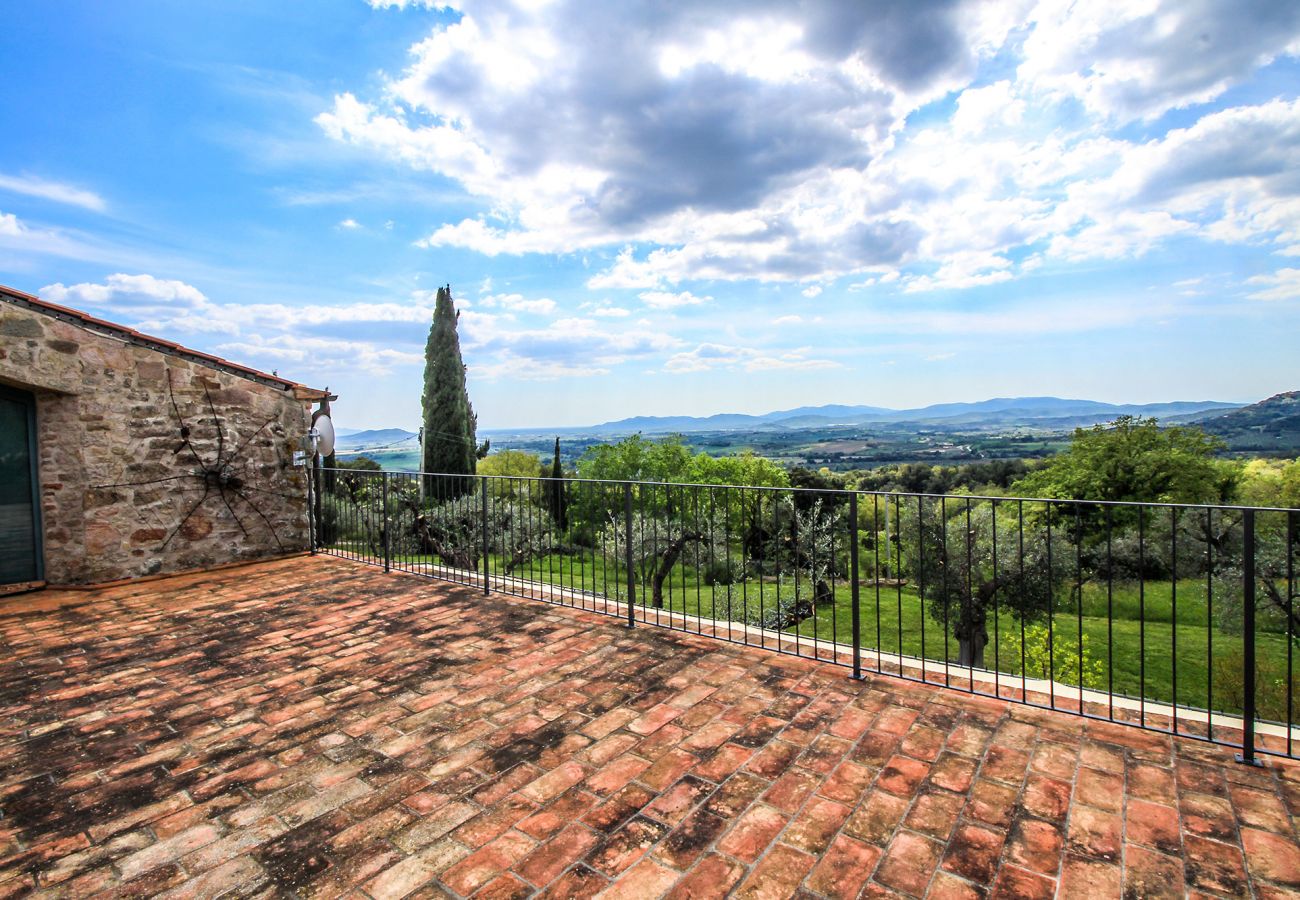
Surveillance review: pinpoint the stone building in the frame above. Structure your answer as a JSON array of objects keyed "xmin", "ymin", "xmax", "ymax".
[{"xmin": 0, "ymin": 284, "xmax": 332, "ymax": 589}]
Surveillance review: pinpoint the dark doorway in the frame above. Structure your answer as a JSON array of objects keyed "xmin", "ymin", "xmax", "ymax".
[{"xmin": 0, "ymin": 385, "xmax": 42, "ymax": 585}]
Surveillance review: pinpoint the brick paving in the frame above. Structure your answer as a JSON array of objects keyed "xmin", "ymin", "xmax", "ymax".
[{"xmin": 2, "ymin": 558, "xmax": 1300, "ymax": 898}]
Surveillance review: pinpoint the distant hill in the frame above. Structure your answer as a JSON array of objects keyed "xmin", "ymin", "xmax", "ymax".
[
  {"xmin": 335, "ymin": 428, "xmax": 418, "ymax": 452},
  {"xmin": 586, "ymin": 397, "xmax": 1243, "ymax": 434},
  {"xmin": 1197, "ymin": 392, "xmax": 1300, "ymax": 453}
]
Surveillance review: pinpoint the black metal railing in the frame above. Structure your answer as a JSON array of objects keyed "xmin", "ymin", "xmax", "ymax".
[{"xmin": 310, "ymin": 467, "xmax": 1299, "ymax": 762}]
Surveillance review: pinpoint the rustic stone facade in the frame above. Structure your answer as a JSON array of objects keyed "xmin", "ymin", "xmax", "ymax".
[{"xmin": 0, "ymin": 288, "xmax": 326, "ymax": 585}]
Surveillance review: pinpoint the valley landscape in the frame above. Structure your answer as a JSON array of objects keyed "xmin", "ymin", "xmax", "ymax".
[{"xmin": 337, "ymin": 391, "xmax": 1300, "ymax": 473}]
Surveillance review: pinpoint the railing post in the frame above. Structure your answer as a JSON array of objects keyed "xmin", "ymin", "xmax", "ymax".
[
  {"xmin": 311, "ymin": 455, "xmax": 321, "ymax": 553},
  {"xmin": 1238, "ymin": 509, "xmax": 1263, "ymax": 765},
  {"xmin": 480, "ymin": 477, "xmax": 490, "ymax": 596},
  {"xmin": 624, "ymin": 482, "xmax": 636, "ymax": 627},
  {"xmin": 850, "ymin": 491, "xmax": 861, "ymax": 680},
  {"xmin": 382, "ymin": 472, "xmax": 391, "ymax": 572},
  {"xmin": 307, "ymin": 460, "xmax": 316, "ymax": 555}
]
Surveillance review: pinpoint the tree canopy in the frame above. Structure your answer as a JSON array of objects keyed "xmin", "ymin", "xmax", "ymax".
[
  {"xmin": 576, "ymin": 433, "xmax": 788, "ymax": 488},
  {"xmin": 1011, "ymin": 416, "xmax": 1235, "ymax": 505},
  {"xmin": 421, "ymin": 285, "xmax": 479, "ymax": 486}
]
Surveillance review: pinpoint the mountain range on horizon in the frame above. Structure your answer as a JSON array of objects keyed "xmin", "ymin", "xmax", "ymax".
[
  {"xmin": 335, "ymin": 395, "xmax": 1279, "ymax": 450},
  {"xmin": 578, "ymin": 396, "xmax": 1246, "ymax": 435}
]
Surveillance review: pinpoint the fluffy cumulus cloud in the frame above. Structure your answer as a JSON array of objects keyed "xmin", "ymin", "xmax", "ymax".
[
  {"xmin": 1017, "ymin": 0, "xmax": 1300, "ymax": 121},
  {"xmin": 41, "ymin": 273, "xmax": 209, "ymax": 309},
  {"xmin": 324, "ymin": 0, "xmax": 1300, "ymax": 294}
]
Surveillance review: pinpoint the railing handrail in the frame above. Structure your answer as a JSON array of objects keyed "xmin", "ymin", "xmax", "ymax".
[{"xmin": 318, "ymin": 465, "xmax": 1299, "ymax": 514}]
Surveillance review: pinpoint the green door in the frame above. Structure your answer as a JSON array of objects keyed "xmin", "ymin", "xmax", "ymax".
[{"xmin": 0, "ymin": 386, "xmax": 41, "ymax": 585}]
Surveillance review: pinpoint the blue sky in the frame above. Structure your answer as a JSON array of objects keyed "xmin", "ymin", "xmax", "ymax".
[{"xmin": 2, "ymin": 1, "xmax": 1298, "ymax": 430}]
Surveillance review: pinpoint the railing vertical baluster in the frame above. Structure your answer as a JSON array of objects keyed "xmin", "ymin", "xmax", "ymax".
[
  {"xmin": 1238, "ymin": 508, "xmax": 1261, "ymax": 765},
  {"xmin": 480, "ymin": 477, "xmax": 490, "ymax": 595},
  {"xmin": 1170, "ymin": 507, "xmax": 1177, "ymax": 734},
  {"xmin": 918, "ymin": 495, "xmax": 927, "ymax": 684},
  {"xmin": 1107, "ymin": 507, "xmax": 1115, "ymax": 722},
  {"xmin": 382, "ymin": 472, "xmax": 391, "ymax": 572},
  {"xmin": 850, "ymin": 492, "xmax": 861, "ymax": 680},
  {"xmin": 1206, "ymin": 507, "xmax": 1214, "ymax": 740},
  {"xmin": 1139, "ymin": 506, "xmax": 1145, "ymax": 727},
  {"xmin": 873, "ymin": 494, "xmax": 882, "ymax": 674},
  {"xmin": 992, "ymin": 500, "xmax": 1000, "ymax": 699},
  {"xmin": 1076, "ymin": 507, "xmax": 1084, "ymax": 713},
  {"xmin": 307, "ymin": 461, "xmax": 316, "ymax": 554},
  {"xmin": 1047, "ymin": 503, "xmax": 1054, "ymax": 709},
  {"xmin": 1289, "ymin": 510, "xmax": 1296, "ymax": 758},
  {"xmin": 624, "ymin": 482, "xmax": 636, "ymax": 627}
]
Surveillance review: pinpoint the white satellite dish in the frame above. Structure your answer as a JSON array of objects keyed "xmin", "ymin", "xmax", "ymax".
[{"xmin": 314, "ymin": 414, "xmax": 336, "ymax": 457}]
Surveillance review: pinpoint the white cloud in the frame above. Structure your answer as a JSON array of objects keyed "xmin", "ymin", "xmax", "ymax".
[
  {"xmin": 951, "ymin": 80, "xmax": 1024, "ymax": 136},
  {"xmin": 0, "ymin": 173, "xmax": 106, "ymax": 212},
  {"xmin": 1018, "ymin": 0, "xmax": 1300, "ymax": 122},
  {"xmin": 0, "ymin": 209, "xmax": 112, "ymax": 262},
  {"xmin": 663, "ymin": 342, "xmax": 840, "ymax": 374},
  {"xmin": 1246, "ymin": 268, "xmax": 1300, "ymax": 301},
  {"xmin": 591, "ymin": 306, "xmax": 630, "ymax": 318},
  {"xmin": 773, "ymin": 314, "xmax": 803, "ymax": 325},
  {"xmin": 40, "ymin": 273, "xmax": 208, "ymax": 309},
  {"xmin": 463, "ymin": 315, "xmax": 682, "ymax": 380},
  {"xmin": 327, "ymin": 0, "xmax": 1300, "ymax": 297},
  {"xmin": 366, "ymin": 0, "xmax": 442, "ymax": 8},
  {"xmin": 904, "ymin": 251, "xmax": 1013, "ymax": 292},
  {"xmin": 216, "ymin": 335, "xmax": 424, "ymax": 377},
  {"xmin": 477, "ymin": 292, "xmax": 557, "ymax": 315},
  {"xmin": 638, "ymin": 290, "xmax": 711, "ymax": 309},
  {"xmin": 800, "ymin": 285, "xmax": 823, "ymax": 298},
  {"xmin": 326, "ymin": 0, "xmax": 1021, "ymax": 283},
  {"xmin": 338, "ymin": 218, "xmax": 361, "ymax": 229}
]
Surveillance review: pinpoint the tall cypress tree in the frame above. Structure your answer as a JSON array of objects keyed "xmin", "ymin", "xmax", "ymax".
[
  {"xmin": 421, "ymin": 285, "xmax": 477, "ymax": 494},
  {"xmin": 545, "ymin": 436, "xmax": 567, "ymax": 529}
]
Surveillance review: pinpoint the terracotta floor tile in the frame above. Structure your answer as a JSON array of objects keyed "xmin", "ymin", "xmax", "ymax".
[
  {"xmin": 717, "ymin": 804, "xmax": 788, "ymax": 863},
  {"xmin": 804, "ymin": 834, "xmax": 881, "ymax": 899},
  {"xmin": 1006, "ymin": 818, "xmax": 1064, "ymax": 876},
  {"xmin": 875, "ymin": 830, "xmax": 944, "ymax": 896},
  {"xmin": 1058, "ymin": 853, "xmax": 1120, "ymax": 899},
  {"xmin": 876, "ymin": 755, "xmax": 931, "ymax": 798},
  {"xmin": 1125, "ymin": 798, "xmax": 1182, "ymax": 855},
  {"xmin": 1066, "ymin": 805, "xmax": 1122, "ymax": 862},
  {"xmin": 4, "ymin": 557, "xmax": 1300, "ymax": 899},
  {"xmin": 1123, "ymin": 843, "xmax": 1184, "ymax": 899},
  {"xmin": 990, "ymin": 864, "xmax": 1055, "ymax": 900},
  {"xmin": 941, "ymin": 823, "xmax": 1006, "ymax": 886},
  {"xmin": 665, "ymin": 853, "xmax": 745, "ymax": 898},
  {"xmin": 734, "ymin": 843, "xmax": 816, "ymax": 900},
  {"xmin": 904, "ymin": 790, "xmax": 966, "ymax": 841},
  {"xmin": 843, "ymin": 790, "xmax": 910, "ymax": 845},
  {"xmin": 1241, "ymin": 828, "xmax": 1300, "ymax": 889}
]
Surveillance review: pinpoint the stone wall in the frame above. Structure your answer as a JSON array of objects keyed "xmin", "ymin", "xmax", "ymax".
[{"xmin": 0, "ymin": 299, "xmax": 316, "ymax": 584}]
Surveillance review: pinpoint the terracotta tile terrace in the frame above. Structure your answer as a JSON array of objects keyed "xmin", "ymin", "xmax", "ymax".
[{"xmin": 3, "ymin": 558, "xmax": 1300, "ymax": 898}]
